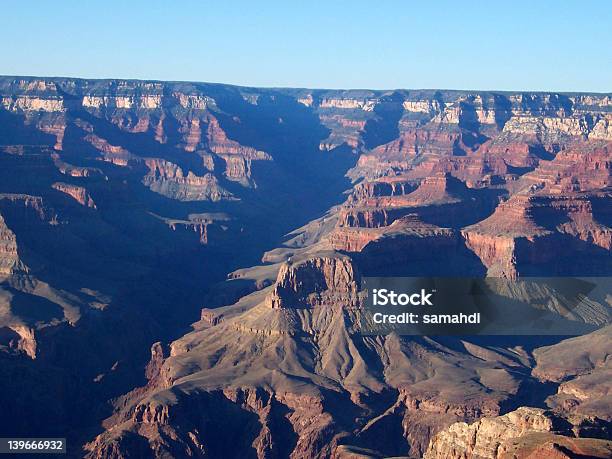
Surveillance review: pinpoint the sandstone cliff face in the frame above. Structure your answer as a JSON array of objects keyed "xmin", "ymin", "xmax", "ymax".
[
  {"xmin": 265, "ymin": 255, "xmax": 360, "ymax": 309},
  {"xmin": 425, "ymin": 407, "xmax": 556, "ymax": 459},
  {"xmin": 514, "ymin": 143, "xmax": 611, "ymax": 194},
  {"xmin": 462, "ymin": 191, "xmax": 612, "ymax": 278},
  {"xmin": 52, "ymin": 154, "xmax": 104, "ymax": 178},
  {"xmin": 142, "ymin": 158, "xmax": 233, "ymax": 202},
  {"xmin": 461, "ymin": 195, "xmax": 549, "ymax": 278},
  {"xmin": 0, "ymin": 212, "xmax": 26, "ymax": 276},
  {"xmin": 349, "ymin": 177, "xmax": 416, "ymax": 203},
  {"xmin": 51, "ymin": 182, "xmax": 97, "ymax": 208},
  {"xmin": 424, "ymin": 407, "xmax": 612, "ymax": 459}
]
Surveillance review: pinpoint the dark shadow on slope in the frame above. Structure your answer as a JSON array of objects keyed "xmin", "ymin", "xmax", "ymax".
[
  {"xmin": 362, "ymin": 92, "xmax": 405, "ymax": 150},
  {"xmin": 2, "ymin": 284, "xmax": 64, "ymax": 324},
  {"xmin": 499, "ymin": 378, "xmax": 560, "ymax": 413},
  {"xmin": 529, "ymin": 144, "xmax": 556, "ymax": 161},
  {"xmin": 353, "ymin": 406, "xmax": 411, "ymax": 457},
  {"xmin": 591, "ymin": 195, "xmax": 612, "ymax": 227},
  {"xmin": 515, "ymin": 235, "xmax": 612, "ymax": 276},
  {"xmin": 0, "ymin": 110, "xmax": 57, "ymax": 146},
  {"xmin": 492, "ymin": 94, "xmax": 512, "ymax": 130},
  {"xmin": 356, "ymin": 233, "xmax": 487, "ymax": 277},
  {"xmin": 268, "ymin": 398, "xmax": 299, "ymax": 458},
  {"xmin": 201, "ymin": 85, "xmax": 359, "ymax": 244}
]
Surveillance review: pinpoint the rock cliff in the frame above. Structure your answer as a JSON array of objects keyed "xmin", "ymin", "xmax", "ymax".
[
  {"xmin": 0, "ymin": 76, "xmax": 610, "ymax": 457},
  {"xmin": 424, "ymin": 407, "xmax": 612, "ymax": 459}
]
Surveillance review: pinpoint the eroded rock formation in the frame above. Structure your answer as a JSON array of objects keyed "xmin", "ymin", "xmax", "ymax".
[
  {"xmin": 0, "ymin": 77, "xmax": 610, "ymax": 457},
  {"xmin": 424, "ymin": 407, "xmax": 612, "ymax": 459}
]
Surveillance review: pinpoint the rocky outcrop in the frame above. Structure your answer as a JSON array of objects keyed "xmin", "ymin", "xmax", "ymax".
[
  {"xmin": 328, "ymin": 227, "xmax": 383, "ymax": 252},
  {"xmin": 84, "ymin": 133, "xmax": 134, "ymax": 166},
  {"xmin": 142, "ymin": 159, "xmax": 233, "ymax": 201},
  {"xmin": 349, "ymin": 177, "xmax": 416, "ymax": 203},
  {"xmin": 0, "ymin": 324, "xmax": 37, "ymax": 359},
  {"xmin": 533, "ymin": 326, "xmax": 612, "ymax": 422},
  {"xmin": 264, "ymin": 255, "xmax": 360, "ymax": 309},
  {"xmin": 400, "ymin": 172, "xmax": 468, "ymax": 206},
  {"xmin": 85, "ymin": 386, "xmax": 338, "ymax": 459},
  {"xmin": 337, "ymin": 207, "xmax": 397, "ymax": 229},
  {"xmin": 1, "ymin": 95, "xmax": 64, "ymax": 112},
  {"xmin": 52, "ymin": 182, "xmax": 97, "ymax": 208},
  {"xmin": 462, "ymin": 191, "xmax": 612, "ymax": 277},
  {"xmin": 159, "ymin": 213, "xmax": 231, "ymax": 245},
  {"xmin": 0, "ymin": 212, "xmax": 26, "ymax": 276},
  {"xmin": 37, "ymin": 117, "xmax": 66, "ymax": 150},
  {"xmin": 424, "ymin": 407, "xmax": 612, "ymax": 459},
  {"xmin": 205, "ymin": 114, "xmax": 270, "ymax": 159},
  {"xmin": 52, "ymin": 154, "xmax": 104, "ymax": 178}
]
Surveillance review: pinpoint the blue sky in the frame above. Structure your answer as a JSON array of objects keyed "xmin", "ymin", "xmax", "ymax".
[{"xmin": 2, "ymin": 1, "xmax": 610, "ymax": 92}]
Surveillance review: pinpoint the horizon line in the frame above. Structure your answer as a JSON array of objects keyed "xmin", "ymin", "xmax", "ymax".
[{"xmin": 1, "ymin": 74, "xmax": 610, "ymax": 96}]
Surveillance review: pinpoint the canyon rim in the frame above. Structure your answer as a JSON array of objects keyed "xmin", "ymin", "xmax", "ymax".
[{"xmin": 0, "ymin": 75, "xmax": 610, "ymax": 459}]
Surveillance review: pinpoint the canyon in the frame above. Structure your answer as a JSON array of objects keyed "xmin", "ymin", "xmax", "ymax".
[{"xmin": 0, "ymin": 76, "xmax": 610, "ymax": 458}]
